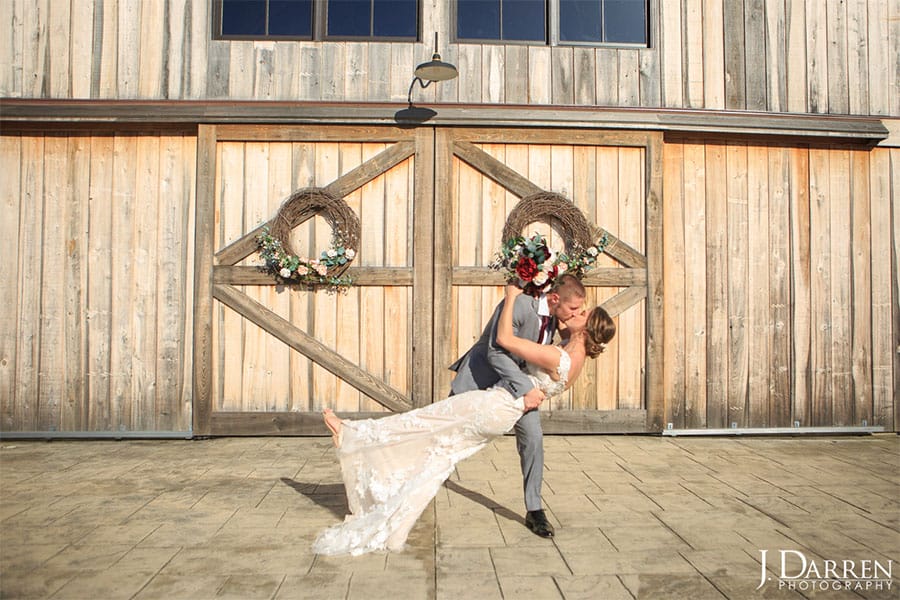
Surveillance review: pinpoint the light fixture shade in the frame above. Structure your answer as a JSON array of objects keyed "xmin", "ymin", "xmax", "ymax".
[{"xmin": 414, "ymin": 53, "xmax": 459, "ymax": 82}]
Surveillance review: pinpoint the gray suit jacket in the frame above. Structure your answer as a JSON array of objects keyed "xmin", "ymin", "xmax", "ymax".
[{"xmin": 449, "ymin": 294, "xmax": 553, "ymax": 398}]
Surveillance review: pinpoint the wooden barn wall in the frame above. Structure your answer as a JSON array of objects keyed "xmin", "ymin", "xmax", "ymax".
[
  {"xmin": 1, "ymin": 0, "xmax": 897, "ymax": 116},
  {"xmin": 1, "ymin": 129, "xmax": 897, "ymax": 434},
  {"xmin": 211, "ymin": 140, "xmax": 413, "ymax": 414},
  {"xmin": 0, "ymin": 131, "xmax": 196, "ymax": 433},
  {"xmin": 661, "ymin": 141, "xmax": 899, "ymax": 431}
]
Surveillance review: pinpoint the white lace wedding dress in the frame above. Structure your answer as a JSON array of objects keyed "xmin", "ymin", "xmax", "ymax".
[{"xmin": 312, "ymin": 347, "xmax": 571, "ymax": 556}]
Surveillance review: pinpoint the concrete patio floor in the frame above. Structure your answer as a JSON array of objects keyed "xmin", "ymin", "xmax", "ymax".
[{"xmin": 1, "ymin": 434, "xmax": 897, "ymax": 599}]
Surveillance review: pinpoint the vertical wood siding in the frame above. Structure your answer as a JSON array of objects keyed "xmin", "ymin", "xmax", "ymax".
[
  {"xmin": 2, "ymin": 0, "xmax": 897, "ymax": 116},
  {"xmin": 0, "ymin": 132, "xmax": 196, "ymax": 432},
  {"xmin": 211, "ymin": 141, "xmax": 414, "ymax": 413},
  {"xmin": 662, "ymin": 141, "xmax": 898, "ymax": 429}
]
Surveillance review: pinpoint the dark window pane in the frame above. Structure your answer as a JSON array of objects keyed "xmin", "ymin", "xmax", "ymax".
[
  {"xmin": 458, "ymin": 0, "xmax": 500, "ymax": 39},
  {"xmin": 222, "ymin": 0, "xmax": 266, "ymax": 36},
  {"xmin": 269, "ymin": 0, "xmax": 313, "ymax": 36},
  {"xmin": 502, "ymin": 0, "xmax": 545, "ymax": 41},
  {"xmin": 560, "ymin": 0, "xmax": 601, "ymax": 42},
  {"xmin": 328, "ymin": 0, "xmax": 371, "ymax": 36},
  {"xmin": 604, "ymin": 0, "xmax": 646, "ymax": 44},
  {"xmin": 373, "ymin": 0, "xmax": 417, "ymax": 37}
]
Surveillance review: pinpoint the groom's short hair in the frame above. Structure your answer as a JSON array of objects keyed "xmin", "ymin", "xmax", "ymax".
[{"xmin": 552, "ymin": 273, "xmax": 586, "ymax": 300}]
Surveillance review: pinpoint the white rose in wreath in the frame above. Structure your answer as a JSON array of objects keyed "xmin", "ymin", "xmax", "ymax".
[
  {"xmin": 533, "ymin": 271, "xmax": 549, "ymax": 286},
  {"xmin": 279, "ymin": 267, "xmax": 292, "ymax": 278},
  {"xmin": 345, "ymin": 248, "xmax": 356, "ymax": 259}
]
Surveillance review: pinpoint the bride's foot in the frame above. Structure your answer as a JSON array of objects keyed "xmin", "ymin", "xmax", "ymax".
[{"xmin": 323, "ymin": 409, "xmax": 343, "ymax": 447}]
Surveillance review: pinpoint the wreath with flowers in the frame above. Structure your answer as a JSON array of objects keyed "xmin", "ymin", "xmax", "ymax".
[
  {"xmin": 257, "ymin": 188, "xmax": 360, "ymax": 289},
  {"xmin": 489, "ymin": 192, "xmax": 609, "ymax": 296}
]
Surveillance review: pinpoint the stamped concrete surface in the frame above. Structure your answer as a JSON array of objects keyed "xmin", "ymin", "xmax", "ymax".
[{"xmin": 1, "ymin": 434, "xmax": 897, "ymax": 599}]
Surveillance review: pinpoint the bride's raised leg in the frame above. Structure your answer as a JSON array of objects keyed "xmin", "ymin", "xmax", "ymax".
[{"xmin": 323, "ymin": 408, "xmax": 343, "ymax": 447}]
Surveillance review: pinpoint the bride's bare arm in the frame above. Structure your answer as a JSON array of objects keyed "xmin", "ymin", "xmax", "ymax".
[{"xmin": 496, "ymin": 284, "xmax": 560, "ymax": 373}]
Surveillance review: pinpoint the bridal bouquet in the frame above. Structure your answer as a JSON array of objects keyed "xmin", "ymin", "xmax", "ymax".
[{"xmin": 489, "ymin": 232, "xmax": 609, "ymax": 296}]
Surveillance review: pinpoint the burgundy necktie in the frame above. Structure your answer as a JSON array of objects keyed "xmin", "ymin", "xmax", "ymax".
[{"xmin": 538, "ymin": 315, "xmax": 552, "ymax": 343}]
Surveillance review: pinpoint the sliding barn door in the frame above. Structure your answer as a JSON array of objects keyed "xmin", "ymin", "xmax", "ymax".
[
  {"xmin": 193, "ymin": 126, "xmax": 434, "ymax": 435},
  {"xmin": 433, "ymin": 129, "xmax": 664, "ymax": 433}
]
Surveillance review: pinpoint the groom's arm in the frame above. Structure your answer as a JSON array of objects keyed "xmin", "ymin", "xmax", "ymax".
[{"xmin": 486, "ymin": 297, "xmax": 541, "ymax": 400}]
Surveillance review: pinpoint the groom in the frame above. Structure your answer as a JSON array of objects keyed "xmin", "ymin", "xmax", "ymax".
[{"xmin": 448, "ymin": 274, "xmax": 587, "ymax": 537}]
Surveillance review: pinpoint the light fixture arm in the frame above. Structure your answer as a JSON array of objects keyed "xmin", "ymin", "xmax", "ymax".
[{"xmin": 407, "ymin": 76, "xmax": 435, "ymax": 106}]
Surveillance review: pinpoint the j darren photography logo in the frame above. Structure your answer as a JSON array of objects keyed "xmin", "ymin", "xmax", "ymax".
[{"xmin": 757, "ymin": 549, "xmax": 893, "ymax": 592}]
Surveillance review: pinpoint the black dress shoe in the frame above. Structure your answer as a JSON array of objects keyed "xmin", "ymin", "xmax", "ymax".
[{"xmin": 525, "ymin": 510, "xmax": 555, "ymax": 538}]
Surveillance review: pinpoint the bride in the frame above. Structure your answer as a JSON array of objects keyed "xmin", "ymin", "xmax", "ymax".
[{"xmin": 313, "ymin": 284, "xmax": 616, "ymax": 556}]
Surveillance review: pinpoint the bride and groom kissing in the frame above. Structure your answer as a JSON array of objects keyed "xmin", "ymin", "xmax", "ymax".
[{"xmin": 317, "ymin": 273, "xmax": 616, "ymax": 556}]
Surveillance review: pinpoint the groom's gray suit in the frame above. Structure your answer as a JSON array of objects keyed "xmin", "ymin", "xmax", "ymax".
[{"xmin": 449, "ymin": 293, "xmax": 553, "ymax": 512}]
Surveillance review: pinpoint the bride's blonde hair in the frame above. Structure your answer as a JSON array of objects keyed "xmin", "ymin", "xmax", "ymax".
[{"xmin": 584, "ymin": 307, "xmax": 616, "ymax": 359}]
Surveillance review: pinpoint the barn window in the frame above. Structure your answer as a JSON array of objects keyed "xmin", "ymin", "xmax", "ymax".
[
  {"xmin": 216, "ymin": 0, "xmax": 418, "ymax": 40},
  {"xmin": 456, "ymin": 0, "xmax": 647, "ymax": 46}
]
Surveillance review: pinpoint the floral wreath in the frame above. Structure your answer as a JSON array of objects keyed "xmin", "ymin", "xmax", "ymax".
[
  {"xmin": 490, "ymin": 192, "xmax": 609, "ymax": 296},
  {"xmin": 257, "ymin": 188, "xmax": 361, "ymax": 289}
]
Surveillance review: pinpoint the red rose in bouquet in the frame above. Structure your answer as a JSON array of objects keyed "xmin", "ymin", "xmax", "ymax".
[{"xmin": 515, "ymin": 257, "xmax": 538, "ymax": 281}]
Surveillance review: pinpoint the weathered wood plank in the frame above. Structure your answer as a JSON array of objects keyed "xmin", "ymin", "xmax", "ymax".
[
  {"xmin": 213, "ymin": 284, "xmax": 412, "ymax": 412},
  {"xmin": 765, "ymin": 0, "xmax": 787, "ymax": 113},
  {"xmin": 663, "ymin": 141, "xmax": 685, "ymax": 429},
  {"xmin": 723, "ymin": 0, "xmax": 746, "ymax": 109},
  {"xmin": 483, "ymin": 45, "xmax": 504, "ymax": 104},
  {"xmin": 433, "ymin": 130, "xmax": 455, "ymax": 396},
  {"xmin": 683, "ymin": 142, "xmax": 707, "ymax": 428},
  {"xmin": 138, "ymin": 0, "xmax": 164, "ymax": 98},
  {"xmin": 825, "ymin": 0, "xmax": 849, "ymax": 114},
  {"xmin": 0, "ymin": 135, "xmax": 21, "ymax": 429},
  {"xmin": 192, "ymin": 124, "xmax": 216, "ymax": 435},
  {"xmin": 809, "ymin": 147, "xmax": 832, "ymax": 425},
  {"xmin": 22, "ymin": 0, "xmax": 50, "ymax": 97},
  {"xmin": 215, "ymin": 140, "xmax": 414, "ymax": 266},
  {"xmin": 726, "ymin": 143, "xmax": 749, "ymax": 427},
  {"xmin": 156, "ymin": 133, "xmax": 189, "ymax": 430},
  {"xmin": 573, "ymin": 48, "xmax": 595, "ymax": 106},
  {"xmin": 846, "ymin": 0, "xmax": 869, "ymax": 115},
  {"xmin": 366, "ymin": 43, "xmax": 389, "ymax": 101},
  {"xmin": 70, "ymin": 0, "xmax": 93, "ymax": 97},
  {"xmin": 131, "ymin": 135, "xmax": 161, "ymax": 428},
  {"xmin": 744, "ymin": 0, "xmax": 768, "ymax": 110},
  {"xmin": 659, "ymin": 0, "xmax": 682, "ymax": 108},
  {"xmin": 217, "ymin": 142, "xmax": 244, "ymax": 411},
  {"xmin": 869, "ymin": 149, "xmax": 892, "ymax": 428},
  {"xmin": 705, "ymin": 143, "xmax": 728, "ymax": 428},
  {"xmin": 618, "ymin": 50, "xmax": 640, "ymax": 107},
  {"xmin": 703, "ymin": 0, "xmax": 726, "ymax": 109},
  {"xmin": 504, "ymin": 45, "xmax": 528, "ymax": 104},
  {"xmin": 48, "ymin": 0, "xmax": 71, "ymax": 97},
  {"xmin": 457, "ymin": 44, "xmax": 482, "ymax": 104},
  {"xmin": 746, "ymin": 144, "xmax": 770, "ymax": 427},
  {"xmin": 806, "ymin": 0, "xmax": 828, "ymax": 112},
  {"xmin": 413, "ymin": 128, "xmax": 434, "ymax": 407},
  {"xmin": 117, "ymin": 0, "xmax": 141, "ymax": 98},
  {"xmin": 850, "ymin": 150, "xmax": 873, "ymax": 426},
  {"xmin": 789, "ymin": 146, "xmax": 811, "ymax": 426},
  {"xmin": 866, "ymin": 0, "xmax": 889, "ymax": 115},
  {"xmin": 551, "ymin": 46, "xmax": 574, "ymax": 105},
  {"xmin": 830, "ymin": 149, "xmax": 852, "ymax": 425},
  {"xmin": 617, "ymin": 147, "xmax": 645, "ymax": 412},
  {"xmin": 595, "ymin": 48, "xmax": 618, "ymax": 107},
  {"xmin": 785, "ymin": 2, "xmax": 809, "ymax": 113},
  {"xmin": 641, "ymin": 133, "xmax": 665, "ymax": 431},
  {"xmin": 683, "ymin": 0, "xmax": 703, "ymax": 108},
  {"xmin": 768, "ymin": 147, "xmax": 792, "ymax": 427},
  {"xmin": 449, "ymin": 267, "xmax": 646, "ymax": 287},
  {"xmin": 16, "ymin": 135, "xmax": 44, "ymax": 430},
  {"xmin": 528, "ymin": 46, "xmax": 551, "ymax": 105}
]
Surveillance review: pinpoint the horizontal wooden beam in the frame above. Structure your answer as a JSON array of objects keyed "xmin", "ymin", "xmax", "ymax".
[
  {"xmin": 451, "ymin": 267, "xmax": 646, "ymax": 287},
  {"xmin": 1, "ymin": 100, "xmax": 888, "ymax": 143},
  {"xmin": 208, "ymin": 409, "xmax": 648, "ymax": 435},
  {"xmin": 213, "ymin": 284, "xmax": 412, "ymax": 412},
  {"xmin": 214, "ymin": 265, "xmax": 414, "ymax": 286}
]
